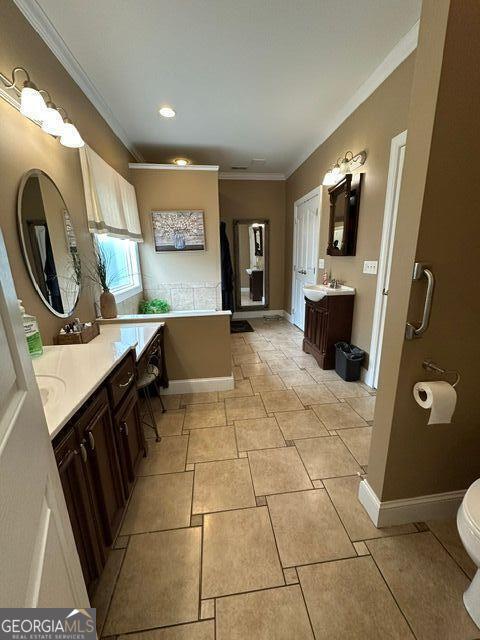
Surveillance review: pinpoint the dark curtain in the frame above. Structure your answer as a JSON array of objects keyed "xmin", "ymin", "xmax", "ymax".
[
  {"xmin": 44, "ymin": 228, "xmax": 64, "ymax": 314},
  {"xmin": 219, "ymin": 221, "xmax": 234, "ymax": 313}
]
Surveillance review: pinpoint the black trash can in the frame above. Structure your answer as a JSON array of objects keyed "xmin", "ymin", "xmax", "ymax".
[{"xmin": 335, "ymin": 342, "xmax": 365, "ymax": 381}]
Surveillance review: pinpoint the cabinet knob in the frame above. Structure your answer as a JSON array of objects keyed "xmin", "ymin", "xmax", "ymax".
[
  {"xmin": 121, "ymin": 421, "xmax": 129, "ymax": 437},
  {"xmin": 88, "ymin": 431, "xmax": 95, "ymax": 451},
  {"xmin": 79, "ymin": 443, "xmax": 88, "ymax": 463}
]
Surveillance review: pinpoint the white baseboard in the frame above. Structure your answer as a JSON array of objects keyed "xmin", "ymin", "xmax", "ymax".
[
  {"xmin": 232, "ymin": 309, "xmax": 286, "ymax": 320},
  {"xmin": 358, "ymin": 479, "xmax": 465, "ymax": 527},
  {"xmin": 283, "ymin": 311, "xmax": 294, "ymax": 323},
  {"xmin": 161, "ymin": 375, "xmax": 234, "ymax": 395}
]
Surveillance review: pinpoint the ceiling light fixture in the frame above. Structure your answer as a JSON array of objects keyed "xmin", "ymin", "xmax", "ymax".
[
  {"xmin": 159, "ymin": 106, "xmax": 176, "ymax": 118},
  {"xmin": 322, "ymin": 150, "xmax": 367, "ymax": 187},
  {"xmin": 0, "ymin": 66, "xmax": 83, "ymax": 148},
  {"xmin": 173, "ymin": 158, "xmax": 189, "ymax": 167}
]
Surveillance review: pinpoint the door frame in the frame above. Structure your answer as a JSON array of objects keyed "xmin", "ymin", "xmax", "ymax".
[
  {"xmin": 366, "ymin": 130, "xmax": 407, "ymax": 388},
  {"xmin": 290, "ymin": 186, "xmax": 321, "ymax": 327}
]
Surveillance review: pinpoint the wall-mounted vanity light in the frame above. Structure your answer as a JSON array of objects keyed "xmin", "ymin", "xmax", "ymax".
[
  {"xmin": 0, "ymin": 67, "xmax": 84, "ymax": 148},
  {"xmin": 322, "ymin": 150, "xmax": 367, "ymax": 186}
]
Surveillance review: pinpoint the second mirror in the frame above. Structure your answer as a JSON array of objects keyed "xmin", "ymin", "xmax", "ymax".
[{"xmin": 233, "ymin": 219, "xmax": 269, "ymax": 311}]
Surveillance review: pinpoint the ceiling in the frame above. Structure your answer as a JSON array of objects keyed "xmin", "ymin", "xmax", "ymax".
[{"xmin": 23, "ymin": 0, "xmax": 421, "ymax": 175}]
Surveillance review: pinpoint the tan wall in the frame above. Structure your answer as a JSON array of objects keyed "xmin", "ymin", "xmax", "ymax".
[
  {"xmin": 219, "ymin": 180, "xmax": 286, "ymax": 310},
  {"xmin": 0, "ymin": 1, "xmax": 133, "ymax": 344},
  {"xmin": 369, "ymin": 0, "xmax": 480, "ymax": 500},
  {"xmin": 285, "ymin": 56, "xmax": 415, "ymax": 361},
  {"xmin": 164, "ymin": 315, "xmax": 231, "ymax": 380},
  {"xmin": 131, "ymin": 168, "xmax": 221, "ymax": 309}
]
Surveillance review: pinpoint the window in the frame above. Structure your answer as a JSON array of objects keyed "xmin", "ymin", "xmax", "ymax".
[{"xmin": 95, "ymin": 235, "xmax": 142, "ymax": 302}]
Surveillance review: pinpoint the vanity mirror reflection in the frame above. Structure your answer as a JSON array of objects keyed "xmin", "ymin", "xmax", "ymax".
[
  {"xmin": 18, "ymin": 169, "xmax": 80, "ymax": 317},
  {"xmin": 327, "ymin": 173, "xmax": 363, "ymax": 256},
  {"xmin": 233, "ymin": 219, "xmax": 269, "ymax": 310}
]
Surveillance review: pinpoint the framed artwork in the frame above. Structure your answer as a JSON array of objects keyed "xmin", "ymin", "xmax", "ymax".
[{"xmin": 151, "ymin": 210, "xmax": 206, "ymax": 252}]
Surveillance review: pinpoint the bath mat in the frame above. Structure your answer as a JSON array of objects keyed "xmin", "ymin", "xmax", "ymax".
[{"xmin": 230, "ymin": 320, "xmax": 254, "ymax": 333}]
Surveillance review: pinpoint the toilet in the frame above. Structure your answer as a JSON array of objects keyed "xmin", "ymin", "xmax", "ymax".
[{"xmin": 457, "ymin": 478, "xmax": 480, "ymax": 628}]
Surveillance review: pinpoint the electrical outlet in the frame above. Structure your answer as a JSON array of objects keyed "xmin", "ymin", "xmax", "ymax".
[
  {"xmin": 363, "ymin": 260, "xmax": 378, "ymax": 275},
  {"xmin": 318, "ymin": 258, "xmax": 325, "ymax": 269}
]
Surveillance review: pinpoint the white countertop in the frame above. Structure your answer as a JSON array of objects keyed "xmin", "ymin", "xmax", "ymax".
[
  {"xmin": 93, "ymin": 322, "xmax": 163, "ymax": 361},
  {"xmin": 33, "ymin": 322, "xmax": 163, "ymax": 440}
]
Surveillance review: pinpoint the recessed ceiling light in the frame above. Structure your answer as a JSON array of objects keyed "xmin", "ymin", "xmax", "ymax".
[
  {"xmin": 159, "ymin": 106, "xmax": 176, "ymax": 118},
  {"xmin": 174, "ymin": 158, "xmax": 189, "ymax": 166}
]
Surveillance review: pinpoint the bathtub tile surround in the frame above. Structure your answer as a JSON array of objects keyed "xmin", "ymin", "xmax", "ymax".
[
  {"xmin": 97, "ymin": 318, "xmax": 476, "ymax": 639},
  {"xmin": 143, "ymin": 282, "xmax": 222, "ymax": 311}
]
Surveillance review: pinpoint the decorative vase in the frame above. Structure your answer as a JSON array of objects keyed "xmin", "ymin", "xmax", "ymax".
[
  {"xmin": 100, "ymin": 290, "xmax": 117, "ymax": 319},
  {"xmin": 174, "ymin": 232, "xmax": 186, "ymax": 250}
]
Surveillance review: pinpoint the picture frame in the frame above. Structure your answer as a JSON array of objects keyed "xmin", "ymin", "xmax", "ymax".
[{"xmin": 151, "ymin": 210, "xmax": 206, "ymax": 252}]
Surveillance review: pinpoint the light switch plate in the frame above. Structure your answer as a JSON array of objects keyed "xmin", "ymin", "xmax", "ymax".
[
  {"xmin": 363, "ymin": 260, "xmax": 378, "ymax": 275},
  {"xmin": 318, "ymin": 258, "xmax": 325, "ymax": 269}
]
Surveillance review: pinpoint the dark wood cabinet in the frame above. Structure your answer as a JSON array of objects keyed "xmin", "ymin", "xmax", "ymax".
[
  {"xmin": 54, "ymin": 427, "xmax": 105, "ymax": 597},
  {"xmin": 75, "ymin": 388, "xmax": 125, "ymax": 547},
  {"xmin": 114, "ymin": 387, "xmax": 145, "ymax": 493},
  {"xmin": 303, "ymin": 295, "xmax": 355, "ymax": 369},
  {"xmin": 53, "ymin": 349, "xmax": 147, "ymax": 600},
  {"xmin": 249, "ymin": 270, "xmax": 264, "ymax": 302}
]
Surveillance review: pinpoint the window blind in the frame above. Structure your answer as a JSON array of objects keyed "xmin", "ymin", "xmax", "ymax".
[{"xmin": 79, "ymin": 145, "xmax": 143, "ymax": 242}]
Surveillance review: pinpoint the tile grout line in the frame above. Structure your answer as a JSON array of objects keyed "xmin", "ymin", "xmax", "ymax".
[{"xmin": 366, "ymin": 544, "xmax": 420, "ymax": 640}]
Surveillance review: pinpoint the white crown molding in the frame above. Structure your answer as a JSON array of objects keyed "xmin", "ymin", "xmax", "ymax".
[
  {"xmin": 286, "ymin": 20, "xmax": 419, "ymax": 179},
  {"xmin": 129, "ymin": 163, "xmax": 219, "ymax": 171},
  {"xmin": 13, "ymin": 0, "xmax": 144, "ymax": 162},
  {"xmin": 219, "ymin": 172, "xmax": 285, "ymax": 181},
  {"xmin": 358, "ymin": 478, "xmax": 465, "ymax": 527}
]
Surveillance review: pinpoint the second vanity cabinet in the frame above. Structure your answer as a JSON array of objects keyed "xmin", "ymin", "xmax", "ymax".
[
  {"xmin": 303, "ymin": 295, "xmax": 354, "ymax": 369},
  {"xmin": 52, "ymin": 348, "xmax": 146, "ymax": 597}
]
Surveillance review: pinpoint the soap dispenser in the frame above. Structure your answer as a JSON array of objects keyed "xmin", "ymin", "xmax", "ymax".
[{"xmin": 18, "ymin": 300, "xmax": 43, "ymax": 357}]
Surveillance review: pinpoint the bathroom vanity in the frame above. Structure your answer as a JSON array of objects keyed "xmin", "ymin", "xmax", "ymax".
[
  {"xmin": 302, "ymin": 284, "xmax": 355, "ymax": 369},
  {"xmin": 34, "ymin": 322, "xmax": 165, "ymax": 597}
]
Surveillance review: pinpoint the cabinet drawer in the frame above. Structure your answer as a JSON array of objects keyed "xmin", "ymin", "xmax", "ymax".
[{"xmin": 108, "ymin": 351, "xmax": 136, "ymax": 409}]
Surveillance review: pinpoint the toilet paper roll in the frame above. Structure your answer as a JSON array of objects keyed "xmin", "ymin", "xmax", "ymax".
[{"xmin": 413, "ymin": 380, "xmax": 457, "ymax": 425}]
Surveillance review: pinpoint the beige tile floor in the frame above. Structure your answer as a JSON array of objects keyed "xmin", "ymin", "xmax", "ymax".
[{"xmin": 98, "ymin": 319, "xmax": 478, "ymax": 640}]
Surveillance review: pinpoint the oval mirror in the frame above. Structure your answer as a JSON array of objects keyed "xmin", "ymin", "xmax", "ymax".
[{"xmin": 18, "ymin": 169, "xmax": 81, "ymax": 317}]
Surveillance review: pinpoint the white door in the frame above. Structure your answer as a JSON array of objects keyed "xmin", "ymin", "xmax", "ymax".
[
  {"xmin": 0, "ymin": 230, "xmax": 88, "ymax": 606},
  {"xmin": 368, "ymin": 131, "xmax": 407, "ymax": 388},
  {"xmin": 292, "ymin": 189, "xmax": 320, "ymax": 330}
]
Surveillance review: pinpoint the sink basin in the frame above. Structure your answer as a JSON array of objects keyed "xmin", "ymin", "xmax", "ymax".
[
  {"xmin": 303, "ymin": 284, "xmax": 355, "ymax": 302},
  {"xmin": 36, "ymin": 374, "xmax": 66, "ymax": 408}
]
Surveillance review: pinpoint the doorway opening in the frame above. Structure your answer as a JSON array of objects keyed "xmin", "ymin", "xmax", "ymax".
[
  {"xmin": 290, "ymin": 187, "xmax": 321, "ymax": 331},
  {"xmin": 367, "ymin": 130, "xmax": 407, "ymax": 388}
]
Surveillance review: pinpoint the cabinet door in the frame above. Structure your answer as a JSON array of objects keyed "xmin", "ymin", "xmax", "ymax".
[
  {"xmin": 115, "ymin": 389, "xmax": 145, "ymax": 494},
  {"xmin": 304, "ymin": 301, "xmax": 316, "ymax": 344},
  {"xmin": 78, "ymin": 389, "xmax": 125, "ymax": 546},
  {"xmin": 54, "ymin": 428, "xmax": 104, "ymax": 597}
]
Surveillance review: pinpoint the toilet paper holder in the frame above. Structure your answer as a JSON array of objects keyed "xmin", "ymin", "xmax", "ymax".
[{"xmin": 422, "ymin": 360, "xmax": 460, "ymax": 387}]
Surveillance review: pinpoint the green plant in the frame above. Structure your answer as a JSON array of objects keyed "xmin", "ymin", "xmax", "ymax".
[
  {"xmin": 85, "ymin": 240, "xmax": 120, "ymax": 292},
  {"xmin": 139, "ymin": 298, "xmax": 170, "ymax": 314}
]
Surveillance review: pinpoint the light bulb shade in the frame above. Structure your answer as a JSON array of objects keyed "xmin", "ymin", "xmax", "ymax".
[
  {"xmin": 41, "ymin": 106, "xmax": 65, "ymax": 136},
  {"xmin": 322, "ymin": 169, "xmax": 345, "ymax": 187},
  {"xmin": 60, "ymin": 122, "xmax": 84, "ymax": 148},
  {"xmin": 20, "ymin": 86, "xmax": 47, "ymax": 121}
]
